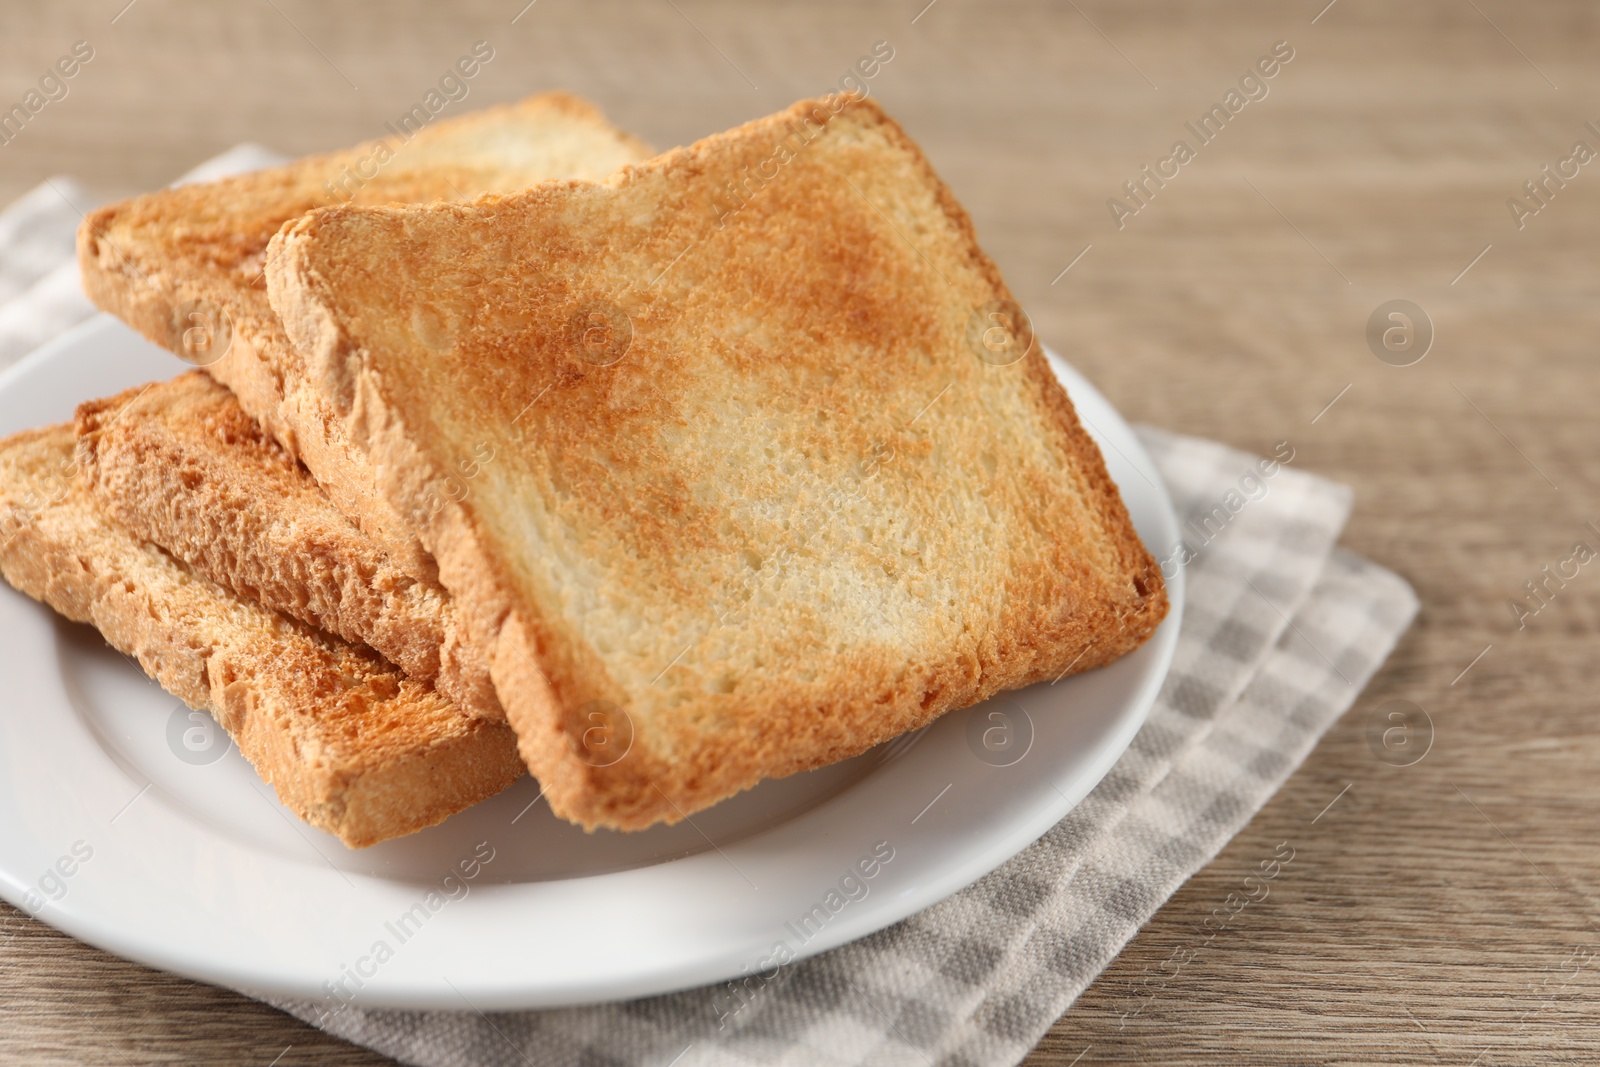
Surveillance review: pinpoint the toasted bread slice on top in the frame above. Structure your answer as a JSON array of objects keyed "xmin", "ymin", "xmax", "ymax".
[
  {"xmin": 74, "ymin": 374, "xmax": 501, "ymax": 721},
  {"xmin": 269, "ymin": 96, "xmax": 1168, "ymax": 832},
  {"xmin": 76, "ymin": 92, "xmax": 651, "ymax": 583},
  {"xmin": 0, "ymin": 422, "xmax": 523, "ymax": 847}
]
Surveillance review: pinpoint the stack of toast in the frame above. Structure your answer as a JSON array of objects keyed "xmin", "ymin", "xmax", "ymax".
[{"xmin": 0, "ymin": 91, "xmax": 1167, "ymax": 848}]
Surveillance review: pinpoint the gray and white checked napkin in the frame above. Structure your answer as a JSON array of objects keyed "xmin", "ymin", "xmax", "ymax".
[{"xmin": 0, "ymin": 154, "xmax": 1417, "ymax": 1067}]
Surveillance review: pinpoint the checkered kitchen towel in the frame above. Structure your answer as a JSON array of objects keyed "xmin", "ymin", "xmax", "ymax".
[{"xmin": 0, "ymin": 158, "xmax": 1417, "ymax": 1067}]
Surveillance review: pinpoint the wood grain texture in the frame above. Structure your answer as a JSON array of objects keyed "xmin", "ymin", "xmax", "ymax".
[{"xmin": 2, "ymin": 1, "xmax": 1597, "ymax": 1063}]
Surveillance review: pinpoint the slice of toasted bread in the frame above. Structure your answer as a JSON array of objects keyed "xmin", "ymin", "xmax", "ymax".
[
  {"xmin": 73, "ymin": 373, "xmax": 501, "ymax": 721},
  {"xmin": 77, "ymin": 92, "xmax": 651, "ymax": 584},
  {"xmin": 0, "ymin": 422, "xmax": 524, "ymax": 847},
  {"xmin": 269, "ymin": 95, "xmax": 1168, "ymax": 832}
]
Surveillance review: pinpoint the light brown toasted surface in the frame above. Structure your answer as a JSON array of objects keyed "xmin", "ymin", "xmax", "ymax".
[
  {"xmin": 76, "ymin": 91, "xmax": 652, "ymax": 583},
  {"xmin": 73, "ymin": 373, "xmax": 504, "ymax": 721},
  {"xmin": 0, "ymin": 421, "xmax": 524, "ymax": 847},
  {"xmin": 269, "ymin": 95, "xmax": 1167, "ymax": 831}
]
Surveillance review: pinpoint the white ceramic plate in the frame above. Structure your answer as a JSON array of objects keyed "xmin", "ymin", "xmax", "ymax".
[{"xmin": 0, "ymin": 315, "xmax": 1181, "ymax": 1011}]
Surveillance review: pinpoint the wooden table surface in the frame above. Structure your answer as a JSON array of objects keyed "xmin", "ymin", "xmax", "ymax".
[{"xmin": 3, "ymin": 1, "xmax": 1598, "ymax": 1063}]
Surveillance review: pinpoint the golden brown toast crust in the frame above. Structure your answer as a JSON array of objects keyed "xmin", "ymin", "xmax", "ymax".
[
  {"xmin": 270, "ymin": 96, "xmax": 1168, "ymax": 831},
  {"xmin": 73, "ymin": 373, "xmax": 502, "ymax": 721},
  {"xmin": 76, "ymin": 92, "xmax": 652, "ymax": 584},
  {"xmin": 0, "ymin": 422, "xmax": 523, "ymax": 847}
]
